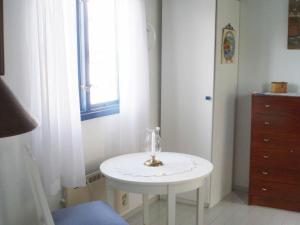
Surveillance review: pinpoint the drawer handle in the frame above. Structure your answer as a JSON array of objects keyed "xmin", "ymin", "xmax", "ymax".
[
  {"xmin": 262, "ymin": 171, "xmax": 269, "ymax": 175},
  {"xmin": 264, "ymin": 121, "xmax": 270, "ymax": 125},
  {"xmin": 290, "ymin": 150, "xmax": 295, "ymax": 153},
  {"xmin": 265, "ymin": 104, "xmax": 271, "ymax": 108},
  {"xmin": 263, "ymin": 138, "xmax": 270, "ymax": 143},
  {"xmin": 261, "ymin": 188, "xmax": 268, "ymax": 191},
  {"xmin": 263, "ymin": 155, "xmax": 269, "ymax": 159}
]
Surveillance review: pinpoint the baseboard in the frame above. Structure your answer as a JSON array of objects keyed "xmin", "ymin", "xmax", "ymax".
[
  {"xmin": 233, "ymin": 185, "xmax": 249, "ymax": 193},
  {"xmin": 122, "ymin": 196, "xmax": 159, "ymax": 219}
]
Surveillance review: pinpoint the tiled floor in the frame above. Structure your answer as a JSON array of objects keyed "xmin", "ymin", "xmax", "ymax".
[{"xmin": 126, "ymin": 192, "xmax": 300, "ymax": 225}]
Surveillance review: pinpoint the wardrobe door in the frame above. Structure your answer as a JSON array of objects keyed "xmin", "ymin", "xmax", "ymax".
[
  {"xmin": 161, "ymin": 0, "xmax": 216, "ymax": 203},
  {"xmin": 161, "ymin": 0, "xmax": 216, "ymax": 161}
]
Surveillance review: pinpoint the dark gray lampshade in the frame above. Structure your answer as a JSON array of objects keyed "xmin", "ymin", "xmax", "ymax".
[{"xmin": 0, "ymin": 77, "xmax": 37, "ymax": 138}]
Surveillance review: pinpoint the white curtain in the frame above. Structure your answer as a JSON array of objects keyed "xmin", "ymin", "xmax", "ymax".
[
  {"xmin": 15, "ymin": 0, "xmax": 149, "ymax": 196},
  {"xmin": 25, "ymin": 0, "xmax": 86, "ymax": 195},
  {"xmin": 116, "ymin": 0, "xmax": 150, "ymax": 155}
]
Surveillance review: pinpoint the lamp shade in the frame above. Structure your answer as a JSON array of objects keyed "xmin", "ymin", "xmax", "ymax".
[{"xmin": 0, "ymin": 78, "xmax": 37, "ymax": 138}]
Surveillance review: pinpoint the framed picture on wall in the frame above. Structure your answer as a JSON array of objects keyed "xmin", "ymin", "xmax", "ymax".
[
  {"xmin": 288, "ymin": 0, "xmax": 300, "ymax": 49},
  {"xmin": 221, "ymin": 24, "xmax": 236, "ymax": 64},
  {"xmin": 0, "ymin": 0, "xmax": 4, "ymax": 75}
]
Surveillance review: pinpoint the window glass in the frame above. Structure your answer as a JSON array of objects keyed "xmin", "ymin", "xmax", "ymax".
[{"xmin": 86, "ymin": 0, "xmax": 119, "ymax": 105}]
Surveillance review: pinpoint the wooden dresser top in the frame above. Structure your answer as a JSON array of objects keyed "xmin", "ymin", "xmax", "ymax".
[{"xmin": 253, "ymin": 92, "xmax": 300, "ymax": 97}]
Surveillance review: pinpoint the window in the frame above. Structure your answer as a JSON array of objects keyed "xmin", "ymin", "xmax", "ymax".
[{"xmin": 77, "ymin": 0, "xmax": 120, "ymax": 121}]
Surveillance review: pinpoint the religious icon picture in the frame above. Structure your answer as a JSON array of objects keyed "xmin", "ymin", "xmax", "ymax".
[
  {"xmin": 288, "ymin": 0, "xmax": 300, "ymax": 49},
  {"xmin": 221, "ymin": 24, "xmax": 236, "ymax": 64}
]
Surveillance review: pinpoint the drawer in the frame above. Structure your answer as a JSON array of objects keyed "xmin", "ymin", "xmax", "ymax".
[
  {"xmin": 250, "ymin": 166, "xmax": 300, "ymax": 185},
  {"xmin": 251, "ymin": 132, "xmax": 300, "ymax": 149},
  {"xmin": 252, "ymin": 113, "xmax": 300, "ymax": 133},
  {"xmin": 249, "ymin": 195, "xmax": 300, "ymax": 212},
  {"xmin": 252, "ymin": 95, "xmax": 300, "ymax": 115},
  {"xmin": 250, "ymin": 180, "xmax": 300, "ymax": 201},
  {"xmin": 251, "ymin": 150, "xmax": 300, "ymax": 171}
]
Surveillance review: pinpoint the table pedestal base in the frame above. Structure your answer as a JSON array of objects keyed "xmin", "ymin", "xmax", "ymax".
[
  {"xmin": 106, "ymin": 181, "xmax": 205, "ymax": 225},
  {"xmin": 143, "ymin": 195, "xmax": 150, "ymax": 225}
]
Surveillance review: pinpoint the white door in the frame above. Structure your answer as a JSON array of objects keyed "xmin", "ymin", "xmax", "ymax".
[{"xmin": 161, "ymin": 0, "xmax": 216, "ymax": 203}]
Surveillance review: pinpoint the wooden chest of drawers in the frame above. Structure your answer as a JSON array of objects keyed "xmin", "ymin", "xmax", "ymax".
[{"xmin": 249, "ymin": 94, "xmax": 300, "ymax": 212}]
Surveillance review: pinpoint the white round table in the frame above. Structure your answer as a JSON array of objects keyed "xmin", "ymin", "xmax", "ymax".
[{"xmin": 100, "ymin": 152, "xmax": 213, "ymax": 225}]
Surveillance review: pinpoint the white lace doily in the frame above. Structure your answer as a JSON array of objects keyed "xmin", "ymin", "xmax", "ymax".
[{"xmin": 113, "ymin": 154, "xmax": 198, "ymax": 177}]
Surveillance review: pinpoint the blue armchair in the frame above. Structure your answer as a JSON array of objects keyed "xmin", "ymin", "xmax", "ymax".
[
  {"xmin": 25, "ymin": 150, "xmax": 129, "ymax": 225},
  {"xmin": 52, "ymin": 201, "xmax": 129, "ymax": 225}
]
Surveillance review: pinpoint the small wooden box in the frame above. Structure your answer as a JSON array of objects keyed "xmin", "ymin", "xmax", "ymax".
[{"xmin": 271, "ymin": 82, "xmax": 288, "ymax": 93}]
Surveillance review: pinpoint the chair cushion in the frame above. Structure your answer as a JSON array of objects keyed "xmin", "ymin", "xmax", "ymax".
[{"xmin": 52, "ymin": 201, "xmax": 129, "ymax": 225}]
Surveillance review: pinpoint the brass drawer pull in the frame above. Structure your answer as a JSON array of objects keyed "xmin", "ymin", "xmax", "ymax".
[
  {"xmin": 263, "ymin": 138, "xmax": 270, "ymax": 143},
  {"xmin": 289, "ymin": 150, "xmax": 295, "ymax": 153},
  {"xmin": 261, "ymin": 188, "xmax": 268, "ymax": 191},
  {"xmin": 264, "ymin": 121, "xmax": 270, "ymax": 125},
  {"xmin": 265, "ymin": 104, "xmax": 271, "ymax": 108},
  {"xmin": 263, "ymin": 155, "xmax": 269, "ymax": 159},
  {"xmin": 262, "ymin": 171, "xmax": 269, "ymax": 175}
]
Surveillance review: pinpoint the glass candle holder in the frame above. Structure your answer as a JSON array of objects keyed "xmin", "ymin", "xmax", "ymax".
[{"xmin": 144, "ymin": 127, "xmax": 163, "ymax": 167}]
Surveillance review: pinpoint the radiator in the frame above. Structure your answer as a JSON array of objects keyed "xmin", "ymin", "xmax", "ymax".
[
  {"xmin": 63, "ymin": 171, "xmax": 106, "ymax": 207},
  {"xmin": 62, "ymin": 171, "xmax": 129, "ymax": 213}
]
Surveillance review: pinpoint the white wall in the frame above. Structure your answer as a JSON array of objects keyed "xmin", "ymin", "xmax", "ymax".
[
  {"xmin": 81, "ymin": 0, "xmax": 162, "ymax": 213},
  {"xmin": 146, "ymin": 0, "xmax": 162, "ymax": 128},
  {"xmin": 234, "ymin": 0, "xmax": 300, "ymax": 189},
  {"xmin": 211, "ymin": 0, "xmax": 240, "ymax": 206}
]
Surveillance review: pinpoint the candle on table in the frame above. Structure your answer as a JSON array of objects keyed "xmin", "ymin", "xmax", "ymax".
[{"xmin": 151, "ymin": 130, "xmax": 155, "ymax": 156}]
